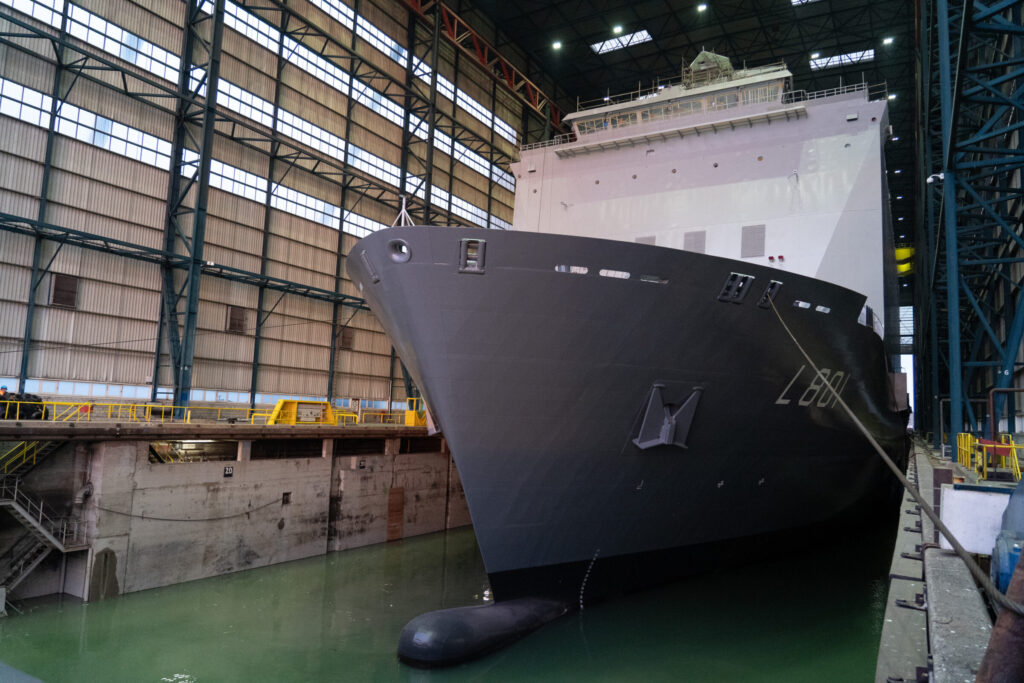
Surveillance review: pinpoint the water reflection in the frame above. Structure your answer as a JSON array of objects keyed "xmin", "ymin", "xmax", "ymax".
[{"xmin": 0, "ymin": 519, "xmax": 893, "ymax": 682}]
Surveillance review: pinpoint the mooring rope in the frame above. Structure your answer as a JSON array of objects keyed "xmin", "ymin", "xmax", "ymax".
[{"xmin": 767, "ymin": 296, "xmax": 1024, "ymax": 616}]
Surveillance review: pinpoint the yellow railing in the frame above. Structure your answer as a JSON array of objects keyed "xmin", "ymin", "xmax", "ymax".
[
  {"xmin": 999, "ymin": 434, "xmax": 1022, "ymax": 482},
  {"xmin": 359, "ymin": 409, "xmax": 403, "ymax": 425},
  {"xmin": 1, "ymin": 399, "xmax": 424, "ymax": 428},
  {"xmin": 957, "ymin": 432, "xmax": 976, "ymax": 472},
  {"xmin": 956, "ymin": 432, "xmax": 1022, "ymax": 482},
  {"xmin": 0, "ymin": 441, "xmax": 38, "ymax": 475}
]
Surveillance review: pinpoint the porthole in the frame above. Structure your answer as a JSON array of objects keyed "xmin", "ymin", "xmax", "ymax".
[{"xmin": 388, "ymin": 239, "xmax": 411, "ymax": 263}]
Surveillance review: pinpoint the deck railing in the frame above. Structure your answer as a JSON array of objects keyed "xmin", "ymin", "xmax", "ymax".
[{"xmin": 522, "ymin": 81, "xmax": 888, "ymax": 153}]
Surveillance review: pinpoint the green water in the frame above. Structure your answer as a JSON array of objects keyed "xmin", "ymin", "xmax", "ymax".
[{"xmin": 0, "ymin": 519, "xmax": 895, "ymax": 682}]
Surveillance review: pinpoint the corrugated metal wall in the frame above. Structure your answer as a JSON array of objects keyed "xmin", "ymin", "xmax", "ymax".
[{"xmin": 0, "ymin": 0, "xmax": 526, "ymax": 404}]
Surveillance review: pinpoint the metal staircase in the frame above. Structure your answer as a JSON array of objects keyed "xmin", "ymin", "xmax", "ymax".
[
  {"xmin": 0, "ymin": 534, "xmax": 53, "ymax": 594},
  {"xmin": 0, "ymin": 440, "xmax": 65, "ymax": 477},
  {"xmin": 0, "ymin": 477, "xmax": 87, "ymax": 615}
]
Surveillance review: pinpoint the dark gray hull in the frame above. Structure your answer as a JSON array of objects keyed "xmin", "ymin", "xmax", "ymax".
[{"xmin": 349, "ymin": 226, "xmax": 906, "ymax": 602}]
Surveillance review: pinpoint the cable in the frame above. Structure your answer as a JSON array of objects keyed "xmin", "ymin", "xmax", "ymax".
[
  {"xmin": 767, "ymin": 296, "xmax": 1024, "ymax": 617},
  {"xmin": 96, "ymin": 498, "xmax": 280, "ymax": 522}
]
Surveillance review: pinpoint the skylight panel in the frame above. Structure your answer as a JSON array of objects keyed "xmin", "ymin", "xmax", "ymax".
[
  {"xmin": 809, "ymin": 49, "xmax": 875, "ymax": 71},
  {"xmin": 791, "ymin": 0, "xmax": 823, "ymax": 5},
  {"xmin": 590, "ymin": 30, "xmax": 652, "ymax": 55}
]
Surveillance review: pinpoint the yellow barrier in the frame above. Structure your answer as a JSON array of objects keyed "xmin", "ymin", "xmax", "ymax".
[
  {"xmin": 956, "ymin": 433, "xmax": 975, "ymax": 471},
  {"xmin": 999, "ymin": 434, "xmax": 1022, "ymax": 482},
  {"xmin": 957, "ymin": 432, "xmax": 1022, "ymax": 482},
  {"xmin": 359, "ymin": 409, "xmax": 403, "ymax": 425},
  {"xmin": 266, "ymin": 400, "xmax": 338, "ymax": 425},
  {"xmin": 0, "ymin": 398, "xmax": 423, "ymax": 429},
  {"xmin": 334, "ymin": 411, "xmax": 359, "ymax": 426}
]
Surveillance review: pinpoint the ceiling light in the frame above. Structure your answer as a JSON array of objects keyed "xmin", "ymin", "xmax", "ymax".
[
  {"xmin": 888, "ymin": 93, "xmax": 897, "ymax": 100},
  {"xmin": 898, "ymin": 217, "xmax": 905, "ymax": 221},
  {"xmin": 552, "ymin": 41, "xmax": 562, "ymax": 50},
  {"xmin": 894, "ymin": 169, "xmax": 902, "ymax": 174},
  {"xmin": 883, "ymin": 37, "xmax": 894, "ymax": 45},
  {"xmin": 896, "ymin": 195, "xmax": 903, "ymax": 199},
  {"xmin": 697, "ymin": 3, "xmax": 708, "ymax": 11},
  {"xmin": 892, "ymin": 135, "xmax": 900, "ymax": 141},
  {"xmin": 613, "ymin": 25, "xmax": 623, "ymax": 34},
  {"xmin": 603, "ymin": 96, "xmax": 610, "ymax": 101},
  {"xmin": 810, "ymin": 52, "xmax": 820, "ymax": 59}
]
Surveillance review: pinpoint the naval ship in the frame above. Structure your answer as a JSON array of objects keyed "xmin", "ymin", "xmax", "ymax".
[{"xmin": 349, "ymin": 52, "xmax": 908, "ymax": 607}]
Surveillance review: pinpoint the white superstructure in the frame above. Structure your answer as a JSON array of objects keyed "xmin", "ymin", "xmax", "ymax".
[{"xmin": 512, "ymin": 52, "xmax": 893, "ymax": 332}]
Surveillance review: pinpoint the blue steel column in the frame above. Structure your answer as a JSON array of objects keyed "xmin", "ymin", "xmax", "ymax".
[
  {"xmin": 248, "ymin": 9, "xmax": 289, "ymax": 408},
  {"xmin": 325, "ymin": 0, "xmax": 361, "ymax": 405},
  {"xmin": 937, "ymin": 0, "xmax": 963, "ymax": 437},
  {"xmin": 17, "ymin": 2, "xmax": 69, "ymax": 393},
  {"xmin": 156, "ymin": 0, "xmax": 226, "ymax": 409},
  {"xmin": 177, "ymin": 2, "xmax": 225, "ymax": 408},
  {"xmin": 987, "ymin": 2, "xmax": 1024, "ymax": 431}
]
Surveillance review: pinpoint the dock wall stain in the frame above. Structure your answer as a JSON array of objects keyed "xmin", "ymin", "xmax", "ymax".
[{"xmin": 71, "ymin": 436, "xmax": 470, "ymax": 600}]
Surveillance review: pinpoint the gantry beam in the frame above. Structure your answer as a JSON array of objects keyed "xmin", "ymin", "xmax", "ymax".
[{"xmin": 402, "ymin": 0, "xmax": 568, "ymax": 135}]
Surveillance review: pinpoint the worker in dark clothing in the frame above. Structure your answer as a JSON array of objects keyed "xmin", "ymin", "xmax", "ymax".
[{"xmin": 0, "ymin": 386, "xmax": 7, "ymax": 398}]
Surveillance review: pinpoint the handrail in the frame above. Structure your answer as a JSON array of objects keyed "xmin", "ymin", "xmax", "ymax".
[
  {"xmin": 520, "ymin": 132, "xmax": 578, "ymax": 151},
  {"xmin": 957, "ymin": 432, "xmax": 1023, "ymax": 482},
  {"xmin": 0, "ymin": 478, "xmax": 86, "ymax": 549},
  {"xmin": 0, "ymin": 441, "xmax": 38, "ymax": 475},
  {"xmin": 781, "ymin": 81, "xmax": 888, "ymax": 104},
  {"xmin": 522, "ymin": 81, "xmax": 886, "ymax": 153},
  {"xmin": 574, "ymin": 61, "xmax": 791, "ymax": 112},
  {"xmin": 1, "ymin": 399, "xmax": 421, "ymax": 429}
]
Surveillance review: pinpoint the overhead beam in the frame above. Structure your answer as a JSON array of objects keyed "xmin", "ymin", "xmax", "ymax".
[
  {"xmin": 0, "ymin": 213, "xmax": 367, "ymax": 310},
  {"xmin": 402, "ymin": 0, "xmax": 568, "ymax": 134}
]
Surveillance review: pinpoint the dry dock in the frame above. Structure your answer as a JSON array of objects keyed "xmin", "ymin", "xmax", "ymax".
[{"xmin": 876, "ymin": 442, "xmax": 1006, "ymax": 682}]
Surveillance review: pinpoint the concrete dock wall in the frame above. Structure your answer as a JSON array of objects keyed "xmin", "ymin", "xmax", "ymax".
[
  {"xmin": 329, "ymin": 439, "xmax": 470, "ymax": 551},
  {"xmin": 7, "ymin": 436, "xmax": 470, "ymax": 602}
]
